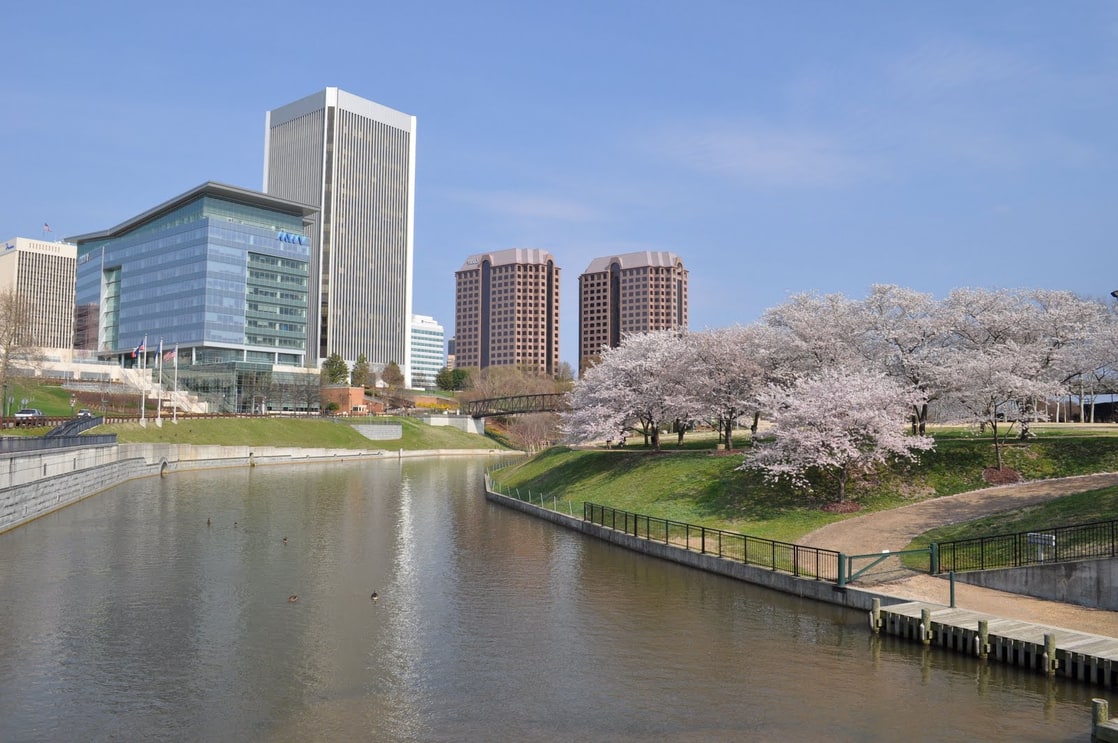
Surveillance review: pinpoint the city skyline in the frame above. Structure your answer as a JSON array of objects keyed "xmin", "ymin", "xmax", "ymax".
[{"xmin": 4, "ymin": 2, "xmax": 1117, "ymax": 369}]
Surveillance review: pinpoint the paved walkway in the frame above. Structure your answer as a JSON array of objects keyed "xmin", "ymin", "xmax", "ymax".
[{"xmin": 798, "ymin": 473, "xmax": 1118, "ymax": 638}]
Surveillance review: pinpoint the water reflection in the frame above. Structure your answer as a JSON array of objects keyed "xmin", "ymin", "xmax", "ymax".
[{"xmin": 0, "ymin": 457, "xmax": 1110, "ymax": 742}]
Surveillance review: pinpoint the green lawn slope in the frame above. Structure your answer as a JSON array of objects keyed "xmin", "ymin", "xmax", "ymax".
[
  {"xmin": 492, "ymin": 429, "xmax": 1118, "ymax": 543},
  {"xmin": 94, "ymin": 416, "xmax": 508, "ymax": 451}
]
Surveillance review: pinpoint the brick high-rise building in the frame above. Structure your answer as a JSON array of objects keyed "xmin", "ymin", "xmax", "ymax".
[
  {"xmin": 578, "ymin": 251, "xmax": 688, "ymax": 376},
  {"xmin": 454, "ymin": 248, "xmax": 560, "ymax": 376}
]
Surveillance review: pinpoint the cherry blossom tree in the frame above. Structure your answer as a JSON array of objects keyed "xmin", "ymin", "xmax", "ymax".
[
  {"xmin": 562, "ymin": 330, "xmax": 691, "ymax": 450},
  {"xmin": 686, "ymin": 325, "xmax": 770, "ymax": 450},
  {"xmin": 741, "ymin": 368, "xmax": 935, "ymax": 503},
  {"xmin": 762, "ymin": 291, "xmax": 866, "ymax": 375},
  {"xmin": 938, "ymin": 342, "xmax": 1061, "ymax": 469},
  {"xmin": 853, "ymin": 284, "xmax": 955, "ymax": 434}
]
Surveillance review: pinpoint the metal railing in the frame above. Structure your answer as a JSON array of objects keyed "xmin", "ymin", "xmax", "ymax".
[
  {"xmin": 0, "ymin": 434, "xmax": 117, "ymax": 454},
  {"xmin": 935, "ymin": 518, "xmax": 1118, "ymax": 573},
  {"xmin": 583, "ymin": 502, "xmax": 840, "ymax": 581}
]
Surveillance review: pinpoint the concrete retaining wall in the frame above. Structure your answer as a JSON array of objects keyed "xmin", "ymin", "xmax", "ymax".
[
  {"xmin": 421, "ymin": 415, "xmax": 485, "ymax": 435},
  {"xmin": 0, "ymin": 457, "xmax": 153, "ymax": 533},
  {"xmin": 352, "ymin": 424, "xmax": 404, "ymax": 440},
  {"xmin": 486, "ymin": 487, "xmax": 901, "ymax": 613},
  {"xmin": 0, "ymin": 444, "xmax": 120, "ymax": 489},
  {"xmin": 954, "ymin": 558, "xmax": 1118, "ymax": 610}
]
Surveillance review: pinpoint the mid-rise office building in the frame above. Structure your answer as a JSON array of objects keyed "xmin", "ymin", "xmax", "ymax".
[
  {"xmin": 454, "ymin": 248, "xmax": 560, "ymax": 376},
  {"xmin": 0, "ymin": 237, "xmax": 77, "ymax": 352},
  {"xmin": 264, "ymin": 87, "xmax": 416, "ymax": 384},
  {"xmin": 410, "ymin": 314, "xmax": 445, "ymax": 389},
  {"xmin": 578, "ymin": 251, "xmax": 688, "ymax": 375},
  {"xmin": 69, "ymin": 182, "xmax": 316, "ymax": 392}
]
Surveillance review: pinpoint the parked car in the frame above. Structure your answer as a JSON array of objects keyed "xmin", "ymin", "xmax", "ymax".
[
  {"xmin": 14, "ymin": 409, "xmax": 46, "ymax": 425},
  {"xmin": 76, "ymin": 409, "xmax": 93, "ymax": 418}
]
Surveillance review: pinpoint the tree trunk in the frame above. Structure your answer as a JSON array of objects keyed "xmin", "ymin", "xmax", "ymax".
[
  {"xmin": 724, "ymin": 416, "xmax": 734, "ymax": 451},
  {"xmin": 652, "ymin": 426, "xmax": 660, "ymax": 451},
  {"xmin": 837, "ymin": 467, "xmax": 848, "ymax": 503},
  {"xmin": 918, "ymin": 403, "xmax": 928, "ymax": 435},
  {"xmin": 991, "ymin": 419, "xmax": 1003, "ymax": 470},
  {"xmin": 750, "ymin": 412, "xmax": 760, "ymax": 445}
]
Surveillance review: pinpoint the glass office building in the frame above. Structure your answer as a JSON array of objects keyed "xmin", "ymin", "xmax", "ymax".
[{"xmin": 69, "ymin": 183, "xmax": 317, "ymax": 409}]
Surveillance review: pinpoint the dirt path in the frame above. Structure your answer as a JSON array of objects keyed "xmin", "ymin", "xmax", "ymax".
[{"xmin": 798, "ymin": 473, "xmax": 1118, "ymax": 637}]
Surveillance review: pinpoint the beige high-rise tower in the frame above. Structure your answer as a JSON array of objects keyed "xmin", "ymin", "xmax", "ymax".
[
  {"xmin": 454, "ymin": 248, "xmax": 560, "ymax": 376},
  {"xmin": 0, "ymin": 237, "xmax": 77, "ymax": 352},
  {"xmin": 578, "ymin": 251, "xmax": 688, "ymax": 376},
  {"xmin": 264, "ymin": 88, "xmax": 416, "ymax": 383}
]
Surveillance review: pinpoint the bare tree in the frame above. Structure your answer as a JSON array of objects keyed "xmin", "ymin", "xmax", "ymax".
[
  {"xmin": 507, "ymin": 413, "xmax": 561, "ymax": 453},
  {"xmin": 0, "ymin": 289, "xmax": 42, "ymax": 421}
]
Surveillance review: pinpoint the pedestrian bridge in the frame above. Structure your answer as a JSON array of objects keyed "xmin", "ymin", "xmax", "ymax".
[{"xmin": 462, "ymin": 393, "xmax": 569, "ymax": 419}]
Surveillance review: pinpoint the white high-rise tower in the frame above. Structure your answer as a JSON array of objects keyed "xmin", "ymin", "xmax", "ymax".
[{"xmin": 264, "ymin": 87, "xmax": 416, "ymax": 384}]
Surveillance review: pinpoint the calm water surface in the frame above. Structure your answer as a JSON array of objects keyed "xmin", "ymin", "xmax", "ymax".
[{"xmin": 0, "ymin": 457, "xmax": 1111, "ymax": 742}]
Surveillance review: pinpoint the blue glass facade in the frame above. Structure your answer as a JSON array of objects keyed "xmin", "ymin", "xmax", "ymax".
[{"xmin": 72, "ymin": 184, "xmax": 315, "ymax": 367}]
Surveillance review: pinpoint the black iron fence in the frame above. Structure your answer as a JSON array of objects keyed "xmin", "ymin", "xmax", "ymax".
[
  {"xmin": 583, "ymin": 502, "xmax": 840, "ymax": 581},
  {"xmin": 936, "ymin": 519, "xmax": 1118, "ymax": 573}
]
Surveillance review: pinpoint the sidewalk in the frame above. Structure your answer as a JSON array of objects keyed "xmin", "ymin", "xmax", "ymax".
[{"xmin": 798, "ymin": 472, "xmax": 1118, "ymax": 638}]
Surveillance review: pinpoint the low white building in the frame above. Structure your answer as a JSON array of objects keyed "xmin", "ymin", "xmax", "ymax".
[{"xmin": 410, "ymin": 314, "xmax": 445, "ymax": 389}]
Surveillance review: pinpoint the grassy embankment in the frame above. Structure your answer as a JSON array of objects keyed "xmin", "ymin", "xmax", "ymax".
[
  {"xmin": 491, "ymin": 425, "xmax": 1118, "ymax": 544},
  {"xmin": 2, "ymin": 414, "xmax": 507, "ymax": 451},
  {"xmin": 99, "ymin": 416, "xmax": 507, "ymax": 450}
]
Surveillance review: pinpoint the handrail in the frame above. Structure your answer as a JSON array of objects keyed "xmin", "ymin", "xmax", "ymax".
[
  {"xmin": 936, "ymin": 518, "xmax": 1118, "ymax": 573},
  {"xmin": 582, "ymin": 502, "xmax": 840, "ymax": 582}
]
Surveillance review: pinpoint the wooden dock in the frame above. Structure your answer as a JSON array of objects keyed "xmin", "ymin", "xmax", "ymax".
[{"xmin": 875, "ymin": 600, "xmax": 1118, "ymax": 687}]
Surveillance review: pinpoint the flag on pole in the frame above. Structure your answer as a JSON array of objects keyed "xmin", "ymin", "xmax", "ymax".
[
  {"xmin": 43, "ymin": 223, "xmax": 52, "ymax": 232},
  {"xmin": 132, "ymin": 339, "xmax": 145, "ymax": 358}
]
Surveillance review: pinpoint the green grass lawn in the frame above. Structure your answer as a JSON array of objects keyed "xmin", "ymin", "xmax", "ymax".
[
  {"xmin": 2, "ymin": 383, "xmax": 76, "ymax": 417},
  {"xmin": 92, "ymin": 416, "xmax": 508, "ymax": 451},
  {"xmin": 492, "ymin": 431, "xmax": 1118, "ymax": 544}
]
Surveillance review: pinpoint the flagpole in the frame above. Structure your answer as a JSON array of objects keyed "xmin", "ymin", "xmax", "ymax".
[
  {"xmin": 173, "ymin": 344, "xmax": 179, "ymax": 423},
  {"xmin": 140, "ymin": 335, "xmax": 147, "ymax": 423},
  {"xmin": 157, "ymin": 338, "xmax": 163, "ymax": 422}
]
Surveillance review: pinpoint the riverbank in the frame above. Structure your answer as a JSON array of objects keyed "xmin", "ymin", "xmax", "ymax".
[
  {"xmin": 0, "ymin": 443, "xmax": 521, "ymax": 535},
  {"xmin": 484, "ymin": 474, "xmax": 1118, "ymax": 692},
  {"xmin": 798, "ymin": 472, "xmax": 1118, "ymax": 637}
]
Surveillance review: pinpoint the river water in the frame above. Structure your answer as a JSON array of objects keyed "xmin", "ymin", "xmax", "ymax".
[{"xmin": 0, "ymin": 457, "xmax": 1111, "ymax": 741}]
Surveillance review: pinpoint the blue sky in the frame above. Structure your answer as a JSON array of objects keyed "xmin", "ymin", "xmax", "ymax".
[{"xmin": 4, "ymin": 1, "xmax": 1117, "ymax": 368}]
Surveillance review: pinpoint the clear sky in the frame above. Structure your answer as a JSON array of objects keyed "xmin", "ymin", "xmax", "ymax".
[{"xmin": 4, "ymin": 1, "xmax": 1117, "ymax": 368}]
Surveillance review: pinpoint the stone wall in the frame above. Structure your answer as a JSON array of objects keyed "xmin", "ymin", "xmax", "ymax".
[
  {"xmin": 0, "ymin": 456, "xmax": 153, "ymax": 533},
  {"xmin": 954, "ymin": 558, "xmax": 1118, "ymax": 610}
]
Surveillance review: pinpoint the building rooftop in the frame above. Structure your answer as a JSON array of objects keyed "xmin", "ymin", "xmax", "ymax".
[
  {"xmin": 458, "ymin": 248, "xmax": 557, "ymax": 272},
  {"xmin": 65, "ymin": 182, "xmax": 318, "ymax": 244},
  {"xmin": 582, "ymin": 250, "xmax": 684, "ymax": 275}
]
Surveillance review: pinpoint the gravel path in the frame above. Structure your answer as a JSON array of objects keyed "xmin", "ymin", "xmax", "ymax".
[{"xmin": 797, "ymin": 473, "xmax": 1118, "ymax": 637}]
